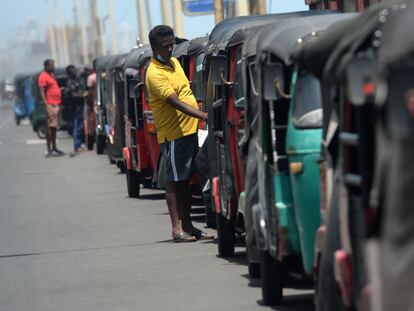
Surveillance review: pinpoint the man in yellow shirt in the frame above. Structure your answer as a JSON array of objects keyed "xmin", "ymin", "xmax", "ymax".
[{"xmin": 146, "ymin": 25, "xmax": 212, "ymax": 242}]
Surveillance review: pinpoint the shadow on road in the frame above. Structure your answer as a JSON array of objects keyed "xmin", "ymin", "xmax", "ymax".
[
  {"xmin": 256, "ymin": 293, "xmax": 315, "ymax": 311},
  {"xmin": 138, "ymin": 193, "xmax": 165, "ymax": 200}
]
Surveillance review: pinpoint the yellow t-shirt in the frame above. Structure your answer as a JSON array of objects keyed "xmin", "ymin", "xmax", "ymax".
[{"xmin": 145, "ymin": 57, "xmax": 199, "ymax": 143}]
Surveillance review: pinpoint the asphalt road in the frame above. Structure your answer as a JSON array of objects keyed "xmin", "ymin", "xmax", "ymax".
[{"xmin": 0, "ymin": 104, "xmax": 314, "ymax": 311}]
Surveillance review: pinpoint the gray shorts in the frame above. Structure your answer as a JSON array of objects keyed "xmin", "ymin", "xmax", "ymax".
[{"xmin": 161, "ymin": 134, "xmax": 198, "ymax": 182}]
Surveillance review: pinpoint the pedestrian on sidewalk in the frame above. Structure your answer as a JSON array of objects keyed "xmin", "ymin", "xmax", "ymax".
[
  {"xmin": 38, "ymin": 59, "xmax": 64, "ymax": 157},
  {"xmin": 146, "ymin": 25, "xmax": 213, "ymax": 242},
  {"xmin": 65, "ymin": 65, "xmax": 88, "ymax": 157}
]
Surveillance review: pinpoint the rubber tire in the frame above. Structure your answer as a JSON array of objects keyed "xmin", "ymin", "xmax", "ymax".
[
  {"xmin": 260, "ymin": 251, "xmax": 284, "ymax": 305},
  {"xmin": 248, "ymin": 262, "xmax": 261, "ymax": 279},
  {"xmin": 86, "ymin": 134, "xmax": 94, "ymax": 150},
  {"xmin": 117, "ymin": 161, "xmax": 126, "ymax": 173},
  {"xmin": 142, "ymin": 178, "xmax": 153, "ymax": 189},
  {"xmin": 205, "ymin": 204, "xmax": 216, "ymax": 228},
  {"xmin": 216, "ymin": 213, "xmax": 235, "ymax": 257},
  {"xmin": 126, "ymin": 169, "xmax": 140, "ymax": 198},
  {"xmin": 37, "ymin": 123, "xmax": 47, "ymax": 139},
  {"xmin": 96, "ymin": 135, "xmax": 105, "ymax": 155}
]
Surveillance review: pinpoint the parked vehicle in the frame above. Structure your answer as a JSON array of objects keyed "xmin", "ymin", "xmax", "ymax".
[
  {"xmin": 374, "ymin": 3, "xmax": 414, "ymax": 310},
  {"xmin": 30, "ymin": 68, "xmax": 72, "ymax": 139},
  {"xmin": 122, "ymin": 44, "xmax": 156, "ymax": 197},
  {"xmin": 13, "ymin": 73, "xmax": 35, "ymax": 125},
  {"xmin": 251, "ymin": 13, "xmax": 354, "ymax": 305},
  {"xmin": 292, "ymin": 4, "xmax": 399, "ymax": 310},
  {"xmin": 94, "ymin": 55, "xmax": 111, "ymax": 154},
  {"xmin": 205, "ymin": 11, "xmax": 330, "ymax": 259},
  {"xmin": 105, "ymin": 54, "xmax": 127, "ymax": 172}
]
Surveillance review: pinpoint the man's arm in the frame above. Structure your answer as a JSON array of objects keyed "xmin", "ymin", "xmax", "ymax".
[
  {"xmin": 39, "ymin": 87, "xmax": 48, "ymax": 106},
  {"xmin": 166, "ymin": 93, "xmax": 207, "ymax": 122}
]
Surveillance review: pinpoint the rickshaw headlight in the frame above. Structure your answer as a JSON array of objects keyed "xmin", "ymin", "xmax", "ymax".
[{"xmin": 289, "ymin": 162, "xmax": 304, "ymax": 174}]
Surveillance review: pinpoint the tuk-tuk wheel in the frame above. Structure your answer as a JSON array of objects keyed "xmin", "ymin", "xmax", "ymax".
[
  {"xmin": 15, "ymin": 115, "xmax": 20, "ymax": 126},
  {"xmin": 260, "ymin": 251, "xmax": 283, "ymax": 305},
  {"xmin": 117, "ymin": 161, "xmax": 126, "ymax": 173},
  {"xmin": 126, "ymin": 169, "xmax": 140, "ymax": 198},
  {"xmin": 37, "ymin": 123, "xmax": 47, "ymax": 139},
  {"xmin": 86, "ymin": 135, "xmax": 94, "ymax": 150},
  {"xmin": 216, "ymin": 213, "xmax": 235, "ymax": 257},
  {"xmin": 96, "ymin": 135, "xmax": 105, "ymax": 154},
  {"xmin": 248, "ymin": 262, "xmax": 261, "ymax": 279}
]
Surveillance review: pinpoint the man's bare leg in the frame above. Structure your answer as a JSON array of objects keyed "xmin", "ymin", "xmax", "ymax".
[
  {"xmin": 46, "ymin": 125, "xmax": 51, "ymax": 152},
  {"xmin": 177, "ymin": 180, "xmax": 195, "ymax": 232},
  {"xmin": 50, "ymin": 127, "xmax": 57, "ymax": 150},
  {"xmin": 165, "ymin": 181, "xmax": 183, "ymax": 238}
]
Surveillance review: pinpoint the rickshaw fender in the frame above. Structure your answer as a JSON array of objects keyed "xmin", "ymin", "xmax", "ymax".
[
  {"xmin": 252, "ymin": 203, "xmax": 267, "ymax": 251},
  {"xmin": 123, "ymin": 147, "xmax": 132, "ymax": 170}
]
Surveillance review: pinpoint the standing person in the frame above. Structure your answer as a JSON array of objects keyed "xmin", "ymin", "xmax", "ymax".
[
  {"xmin": 65, "ymin": 65, "xmax": 88, "ymax": 157},
  {"xmin": 146, "ymin": 25, "xmax": 213, "ymax": 242},
  {"xmin": 38, "ymin": 59, "xmax": 64, "ymax": 157}
]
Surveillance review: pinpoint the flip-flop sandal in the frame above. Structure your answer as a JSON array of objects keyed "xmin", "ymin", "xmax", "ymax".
[
  {"xmin": 190, "ymin": 229, "xmax": 214, "ymax": 240},
  {"xmin": 173, "ymin": 232, "xmax": 197, "ymax": 243}
]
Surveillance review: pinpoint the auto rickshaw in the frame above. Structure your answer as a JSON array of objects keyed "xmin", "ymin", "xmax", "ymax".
[
  {"xmin": 251, "ymin": 13, "xmax": 354, "ymax": 305},
  {"xmin": 373, "ymin": 2, "xmax": 414, "ymax": 310},
  {"xmin": 123, "ymin": 44, "xmax": 157, "ymax": 197},
  {"xmin": 94, "ymin": 55, "xmax": 111, "ymax": 154},
  {"xmin": 105, "ymin": 53, "xmax": 127, "ymax": 172},
  {"xmin": 30, "ymin": 68, "xmax": 72, "ymax": 139},
  {"xmin": 292, "ymin": 3, "xmax": 400, "ymax": 310},
  {"xmin": 206, "ymin": 12, "xmax": 311, "ymax": 258},
  {"xmin": 13, "ymin": 73, "xmax": 35, "ymax": 125}
]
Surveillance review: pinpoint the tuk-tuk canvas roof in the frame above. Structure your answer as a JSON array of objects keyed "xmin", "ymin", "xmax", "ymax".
[
  {"xmin": 173, "ymin": 37, "xmax": 208, "ymax": 59},
  {"xmin": 206, "ymin": 10, "xmax": 334, "ymax": 55},
  {"xmin": 241, "ymin": 26, "xmax": 265, "ymax": 60},
  {"xmin": 293, "ymin": 2, "xmax": 403, "ymax": 79},
  {"xmin": 124, "ymin": 44, "xmax": 152, "ymax": 70},
  {"xmin": 95, "ymin": 55, "xmax": 111, "ymax": 71},
  {"xmin": 377, "ymin": 2, "xmax": 413, "ymax": 67},
  {"xmin": 106, "ymin": 54, "xmax": 127, "ymax": 70},
  {"xmin": 257, "ymin": 13, "xmax": 355, "ymax": 66}
]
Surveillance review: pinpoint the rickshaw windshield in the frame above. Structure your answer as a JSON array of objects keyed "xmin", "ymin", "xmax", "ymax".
[{"xmin": 293, "ymin": 72, "xmax": 322, "ymax": 129}]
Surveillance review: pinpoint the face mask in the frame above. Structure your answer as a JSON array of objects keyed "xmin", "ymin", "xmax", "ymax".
[{"xmin": 156, "ymin": 54, "xmax": 165, "ymax": 63}]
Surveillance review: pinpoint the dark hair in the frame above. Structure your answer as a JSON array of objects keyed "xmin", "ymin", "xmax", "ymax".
[
  {"xmin": 44, "ymin": 59, "xmax": 54, "ymax": 69},
  {"xmin": 65, "ymin": 64, "xmax": 76, "ymax": 74},
  {"xmin": 148, "ymin": 25, "xmax": 174, "ymax": 50}
]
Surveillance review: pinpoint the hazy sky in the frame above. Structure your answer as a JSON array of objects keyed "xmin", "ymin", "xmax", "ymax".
[{"xmin": 0, "ymin": 0, "xmax": 308, "ymax": 43}]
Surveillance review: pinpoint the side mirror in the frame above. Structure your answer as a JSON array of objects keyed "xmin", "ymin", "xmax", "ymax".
[
  {"xmin": 211, "ymin": 55, "xmax": 229, "ymax": 85},
  {"xmin": 263, "ymin": 63, "xmax": 285, "ymax": 101}
]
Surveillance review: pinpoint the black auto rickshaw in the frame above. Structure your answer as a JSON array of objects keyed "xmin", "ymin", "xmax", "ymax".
[
  {"xmin": 105, "ymin": 53, "xmax": 127, "ymax": 172},
  {"xmin": 292, "ymin": 3, "xmax": 404, "ymax": 310},
  {"xmin": 94, "ymin": 55, "xmax": 111, "ymax": 154}
]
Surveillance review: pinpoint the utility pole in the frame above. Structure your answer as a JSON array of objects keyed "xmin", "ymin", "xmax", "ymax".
[
  {"xmin": 46, "ymin": 0, "xmax": 57, "ymax": 63},
  {"xmin": 58, "ymin": 0, "xmax": 70, "ymax": 65},
  {"xmin": 172, "ymin": 0, "xmax": 185, "ymax": 37},
  {"xmin": 96, "ymin": 0, "xmax": 106, "ymax": 55},
  {"xmin": 135, "ymin": 0, "xmax": 148, "ymax": 44},
  {"xmin": 89, "ymin": 0, "xmax": 105, "ymax": 58},
  {"xmin": 161, "ymin": 0, "xmax": 172, "ymax": 27},
  {"xmin": 78, "ymin": 0, "xmax": 89, "ymax": 64},
  {"xmin": 236, "ymin": 0, "xmax": 249, "ymax": 16},
  {"xmin": 249, "ymin": 0, "xmax": 266, "ymax": 15},
  {"xmin": 108, "ymin": 0, "xmax": 118, "ymax": 54},
  {"xmin": 214, "ymin": 0, "xmax": 224, "ymax": 24}
]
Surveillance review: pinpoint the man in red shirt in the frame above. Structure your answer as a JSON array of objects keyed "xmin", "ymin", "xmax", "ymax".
[{"xmin": 38, "ymin": 59, "xmax": 64, "ymax": 157}]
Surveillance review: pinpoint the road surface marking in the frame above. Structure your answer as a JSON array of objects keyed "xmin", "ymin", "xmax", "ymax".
[{"xmin": 27, "ymin": 139, "xmax": 46, "ymax": 145}]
